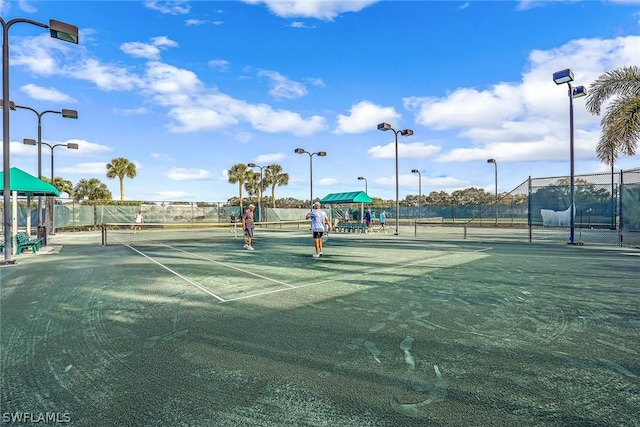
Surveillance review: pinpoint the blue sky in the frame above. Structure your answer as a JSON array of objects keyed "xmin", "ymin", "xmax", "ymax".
[{"xmin": 1, "ymin": 0, "xmax": 639, "ymax": 202}]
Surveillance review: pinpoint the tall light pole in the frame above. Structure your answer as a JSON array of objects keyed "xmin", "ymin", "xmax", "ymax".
[
  {"xmin": 247, "ymin": 163, "xmax": 270, "ymax": 222},
  {"xmin": 411, "ymin": 169, "xmax": 421, "ymax": 220},
  {"xmin": 12, "ymin": 104, "xmax": 78, "ymax": 226},
  {"xmin": 553, "ymin": 68, "xmax": 587, "ymax": 245},
  {"xmin": 2, "ymin": 17, "xmax": 79, "ymax": 263},
  {"xmin": 377, "ymin": 122, "xmax": 414, "ymax": 235},
  {"xmin": 24, "ymin": 138, "xmax": 79, "ymax": 181},
  {"xmin": 24, "ymin": 138, "xmax": 78, "ymax": 234},
  {"xmin": 295, "ymin": 148, "xmax": 326, "ymax": 209},
  {"xmin": 357, "ymin": 176, "xmax": 367, "ymax": 223},
  {"xmin": 487, "ymin": 159, "xmax": 498, "ymax": 225}
]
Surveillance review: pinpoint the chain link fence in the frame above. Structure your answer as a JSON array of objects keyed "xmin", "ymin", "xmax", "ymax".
[{"xmin": 462, "ymin": 167, "xmax": 640, "ymax": 247}]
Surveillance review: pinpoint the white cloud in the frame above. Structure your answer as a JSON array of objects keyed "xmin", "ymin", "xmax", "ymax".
[
  {"xmin": 167, "ymin": 168, "xmax": 212, "ymax": 181},
  {"xmin": 20, "ymin": 84, "xmax": 77, "ymax": 103},
  {"xmin": 258, "ymin": 70, "xmax": 308, "ymax": 99},
  {"xmin": 208, "ymin": 59, "xmax": 230, "ymax": 71},
  {"xmin": 120, "ymin": 36, "xmax": 178, "ymax": 60},
  {"xmin": 242, "ymin": 0, "xmax": 380, "ymax": 21},
  {"xmin": 335, "ymin": 101, "xmax": 400, "ymax": 134},
  {"xmin": 71, "ymin": 58, "xmax": 144, "ymax": 91},
  {"xmin": 368, "ymin": 142, "xmax": 440, "ymax": 159},
  {"xmin": 58, "ymin": 162, "xmax": 108, "ymax": 174},
  {"xmin": 185, "ymin": 19, "xmax": 207, "ymax": 26},
  {"xmin": 253, "ymin": 153, "xmax": 288, "ymax": 163},
  {"xmin": 143, "ymin": 0, "xmax": 190, "ymax": 15}
]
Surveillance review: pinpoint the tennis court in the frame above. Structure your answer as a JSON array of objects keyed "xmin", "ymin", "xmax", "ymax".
[{"xmin": 1, "ymin": 225, "xmax": 638, "ymax": 426}]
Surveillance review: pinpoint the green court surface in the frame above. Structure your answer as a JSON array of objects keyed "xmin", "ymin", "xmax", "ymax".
[{"xmin": 1, "ymin": 227, "xmax": 638, "ymax": 426}]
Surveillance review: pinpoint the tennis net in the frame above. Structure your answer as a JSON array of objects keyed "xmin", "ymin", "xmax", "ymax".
[{"xmin": 100, "ymin": 220, "xmax": 310, "ymax": 246}]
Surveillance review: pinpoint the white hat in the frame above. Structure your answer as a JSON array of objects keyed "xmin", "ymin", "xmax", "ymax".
[{"xmin": 313, "ymin": 202, "xmax": 321, "ymax": 207}]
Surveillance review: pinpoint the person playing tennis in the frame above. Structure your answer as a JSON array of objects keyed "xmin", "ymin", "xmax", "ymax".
[
  {"xmin": 242, "ymin": 204, "xmax": 255, "ymax": 250},
  {"xmin": 306, "ymin": 202, "xmax": 330, "ymax": 258}
]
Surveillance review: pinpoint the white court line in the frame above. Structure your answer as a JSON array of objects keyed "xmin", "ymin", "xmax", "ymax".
[
  {"xmin": 117, "ymin": 239, "xmax": 227, "ymax": 302},
  {"xmin": 121, "ymin": 236, "xmax": 296, "ymax": 292},
  {"xmin": 223, "ymin": 247, "xmax": 492, "ymax": 303},
  {"xmin": 167, "ymin": 244, "xmax": 297, "ymax": 289}
]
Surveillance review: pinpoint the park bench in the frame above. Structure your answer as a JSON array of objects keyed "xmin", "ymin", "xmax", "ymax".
[
  {"xmin": 15, "ymin": 232, "xmax": 42, "ymax": 254},
  {"xmin": 335, "ymin": 222, "xmax": 365, "ymax": 233}
]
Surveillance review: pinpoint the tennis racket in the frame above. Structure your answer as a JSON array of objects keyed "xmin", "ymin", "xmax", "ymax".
[{"xmin": 322, "ymin": 225, "xmax": 329, "ymax": 242}]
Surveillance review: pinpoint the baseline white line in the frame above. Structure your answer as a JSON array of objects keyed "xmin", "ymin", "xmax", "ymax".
[
  {"xmin": 156, "ymin": 243, "xmax": 297, "ymax": 289},
  {"xmin": 119, "ymin": 240, "xmax": 227, "ymax": 302},
  {"xmin": 223, "ymin": 247, "xmax": 492, "ymax": 303}
]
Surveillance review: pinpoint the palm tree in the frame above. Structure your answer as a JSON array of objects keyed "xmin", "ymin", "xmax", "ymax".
[
  {"xmin": 585, "ymin": 65, "xmax": 640, "ymax": 166},
  {"xmin": 106, "ymin": 157, "xmax": 137, "ymax": 201},
  {"xmin": 244, "ymin": 170, "xmax": 259, "ymax": 200},
  {"xmin": 73, "ymin": 178, "xmax": 112, "ymax": 226},
  {"xmin": 228, "ymin": 163, "xmax": 248, "ymax": 212},
  {"xmin": 264, "ymin": 164, "xmax": 289, "ymax": 208},
  {"xmin": 43, "ymin": 176, "xmax": 74, "ymax": 197}
]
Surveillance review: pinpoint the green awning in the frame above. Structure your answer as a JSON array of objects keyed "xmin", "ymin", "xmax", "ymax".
[
  {"xmin": 320, "ymin": 191, "xmax": 372, "ymax": 204},
  {"xmin": 0, "ymin": 167, "xmax": 61, "ymax": 196}
]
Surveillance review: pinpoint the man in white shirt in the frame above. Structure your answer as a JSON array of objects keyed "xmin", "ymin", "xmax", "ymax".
[{"xmin": 306, "ymin": 202, "xmax": 330, "ymax": 258}]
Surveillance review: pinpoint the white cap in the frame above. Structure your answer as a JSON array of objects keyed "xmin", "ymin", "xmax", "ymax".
[{"xmin": 313, "ymin": 202, "xmax": 321, "ymax": 207}]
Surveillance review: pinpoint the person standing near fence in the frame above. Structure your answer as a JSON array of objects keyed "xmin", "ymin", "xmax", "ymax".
[
  {"xmin": 242, "ymin": 204, "xmax": 255, "ymax": 250},
  {"xmin": 379, "ymin": 210, "xmax": 386, "ymax": 234},
  {"xmin": 365, "ymin": 208, "xmax": 372, "ymax": 233},
  {"xmin": 306, "ymin": 202, "xmax": 330, "ymax": 258},
  {"xmin": 133, "ymin": 210, "xmax": 143, "ymax": 233}
]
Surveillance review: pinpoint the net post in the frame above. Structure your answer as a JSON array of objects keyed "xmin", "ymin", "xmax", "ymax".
[
  {"xmin": 101, "ymin": 223, "xmax": 106, "ymax": 246},
  {"xmin": 414, "ymin": 220, "xmax": 417, "ymax": 236},
  {"xmin": 463, "ymin": 224, "xmax": 467, "ymax": 239}
]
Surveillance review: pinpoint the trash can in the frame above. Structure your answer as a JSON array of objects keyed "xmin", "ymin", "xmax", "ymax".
[{"xmin": 37, "ymin": 226, "xmax": 47, "ymax": 246}]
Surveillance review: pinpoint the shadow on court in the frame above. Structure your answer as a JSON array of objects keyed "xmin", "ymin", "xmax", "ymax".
[{"xmin": 1, "ymin": 229, "xmax": 638, "ymax": 426}]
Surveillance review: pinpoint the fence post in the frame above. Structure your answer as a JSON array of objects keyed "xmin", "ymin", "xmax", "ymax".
[{"xmin": 527, "ymin": 176, "xmax": 532, "ymax": 243}]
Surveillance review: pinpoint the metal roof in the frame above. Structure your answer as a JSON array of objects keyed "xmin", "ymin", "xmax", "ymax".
[{"xmin": 320, "ymin": 191, "xmax": 372, "ymax": 204}]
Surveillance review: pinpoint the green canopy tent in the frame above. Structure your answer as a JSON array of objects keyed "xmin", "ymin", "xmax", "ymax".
[
  {"xmin": 0, "ymin": 167, "xmax": 60, "ymax": 196},
  {"xmin": 320, "ymin": 191, "xmax": 372, "ymax": 204},
  {"xmin": 320, "ymin": 191, "xmax": 373, "ymax": 224},
  {"xmin": 1, "ymin": 168, "xmax": 60, "ymax": 252}
]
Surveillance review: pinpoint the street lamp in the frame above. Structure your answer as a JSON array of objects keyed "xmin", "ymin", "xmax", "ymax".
[
  {"xmin": 357, "ymin": 176, "xmax": 367, "ymax": 223},
  {"xmin": 487, "ymin": 159, "xmax": 498, "ymax": 225},
  {"xmin": 247, "ymin": 162, "xmax": 271, "ymax": 222},
  {"xmin": 10, "ymin": 103, "xmax": 78, "ymax": 226},
  {"xmin": 2, "ymin": 17, "xmax": 78, "ymax": 263},
  {"xmin": 357, "ymin": 176, "xmax": 368, "ymax": 194},
  {"xmin": 24, "ymin": 138, "xmax": 79, "ymax": 181},
  {"xmin": 553, "ymin": 68, "xmax": 587, "ymax": 244},
  {"xmin": 377, "ymin": 122, "xmax": 414, "ymax": 235},
  {"xmin": 295, "ymin": 148, "xmax": 326, "ymax": 209},
  {"xmin": 24, "ymin": 138, "xmax": 78, "ymax": 234}
]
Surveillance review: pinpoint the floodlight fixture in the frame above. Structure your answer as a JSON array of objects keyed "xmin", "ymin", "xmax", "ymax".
[
  {"xmin": 572, "ymin": 86, "xmax": 587, "ymax": 98},
  {"xmin": 61, "ymin": 109, "xmax": 78, "ymax": 119},
  {"xmin": 48, "ymin": 19, "xmax": 79, "ymax": 44},
  {"xmin": 553, "ymin": 68, "xmax": 574, "ymax": 85},
  {"xmin": 377, "ymin": 122, "xmax": 391, "ymax": 131},
  {"xmin": 0, "ymin": 99, "xmax": 16, "ymax": 110}
]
